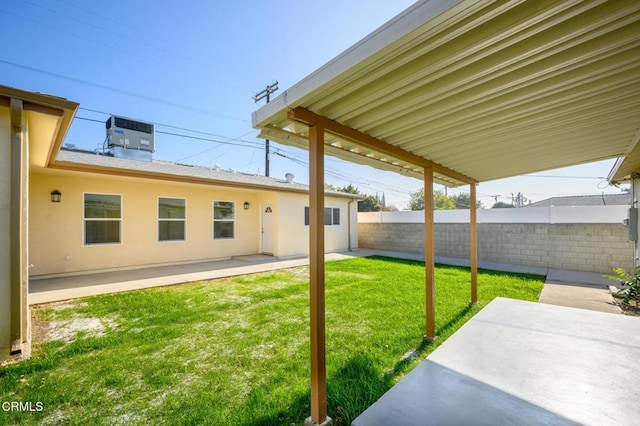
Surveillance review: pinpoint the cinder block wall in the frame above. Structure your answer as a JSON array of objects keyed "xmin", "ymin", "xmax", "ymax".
[{"xmin": 358, "ymin": 222, "xmax": 633, "ymax": 274}]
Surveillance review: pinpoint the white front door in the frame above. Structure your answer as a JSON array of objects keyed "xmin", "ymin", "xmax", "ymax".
[{"xmin": 261, "ymin": 204, "xmax": 274, "ymax": 254}]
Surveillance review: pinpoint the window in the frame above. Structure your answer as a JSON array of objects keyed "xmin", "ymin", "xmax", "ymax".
[
  {"xmin": 158, "ymin": 197, "xmax": 186, "ymax": 241},
  {"xmin": 214, "ymin": 201, "xmax": 235, "ymax": 239},
  {"xmin": 305, "ymin": 207, "xmax": 340, "ymax": 226},
  {"xmin": 84, "ymin": 193, "xmax": 121, "ymax": 245}
]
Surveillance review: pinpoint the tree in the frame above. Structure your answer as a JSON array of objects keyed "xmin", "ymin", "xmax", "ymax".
[
  {"xmin": 341, "ymin": 183, "xmax": 360, "ymax": 194},
  {"xmin": 408, "ymin": 188, "xmax": 456, "ymax": 210},
  {"xmin": 450, "ymin": 192, "xmax": 484, "ymax": 209},
  {"xmin": 492, "ymin": 201, "xmax": 515, "ymax": 208},
  {"xmin": 324, "ymin": 182, "xmax": 389, "ymax": 212},
  {"xmin": 325, "ymin": 183, "xmax": 339, "ymax": 191},
  {"xmin": 408, "ymin": 188, "xmax": 424, "ymax": 210},
  {"xmin": 434, "ymin": 191, "xmax": 456, "ymax": 210},
  {"xmin": 358, "ymin": 195, "xmax": 384, "ymax": 212}
]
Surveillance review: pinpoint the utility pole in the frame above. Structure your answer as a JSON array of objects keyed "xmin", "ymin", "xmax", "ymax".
[{"xmin": 253, "ymin": 81, "xmax": 279, "ymax": 177}]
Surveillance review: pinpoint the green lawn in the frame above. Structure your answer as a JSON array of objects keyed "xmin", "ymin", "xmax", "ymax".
[{"xmin": 0, "ymin": 256, "xmax": 544, "ymax": 425}]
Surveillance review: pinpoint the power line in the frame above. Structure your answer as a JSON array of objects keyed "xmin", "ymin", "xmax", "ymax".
[
  {"xmin": 75, "ymin": 110, "xmax": 264, "ymax": 163},
  {"xmin": 1, "ymin": 7, "xmax": 182, "ymax": 73},
  {"xmin": 72, "ymin": 107, "xmax": 415, "ymax": 195},
  {"xmin": 174, "ymin": 130, "xmax": 259, "ymax": 162},
  {"xmin": 78, "ymin": 107, "xmax": 255, "ymax": 140},
  {"xmin": 20, "ymin": 0, "xmax": 208, "ymax": 71},
  {"xmin": 0, "ymin": 59, "xmax": 250, "ymax": 123},
  {"xmin": 50, "ymin": 0, "xmax": 211, "ymax": 60},
  {"xmin": 74, "ymin": 117, "xmax": 262, "ymax": 152},
  {"xmin": 48, "ymin": 0, "xmax": 259, "ymax": 85}
]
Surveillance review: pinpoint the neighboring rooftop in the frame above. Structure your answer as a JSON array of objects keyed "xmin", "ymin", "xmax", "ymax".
[
  {"xmin": 526, "ymin": 193, "xmax": 631, "ymax": 207},
  {"xmin": 54, "ymin": 147, "xmax": 360, "ymax": 199}
]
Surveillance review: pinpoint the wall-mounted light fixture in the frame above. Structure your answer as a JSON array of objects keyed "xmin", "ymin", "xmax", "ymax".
[
  {"xmin": 244, "ymin": 201, "xmax": 250, "ymax": 210},
  {"xmin": 50, "ymin": 190, "xmax": 62, "ymax": 203}
]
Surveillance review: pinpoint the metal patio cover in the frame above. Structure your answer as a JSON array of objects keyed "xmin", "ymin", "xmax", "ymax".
[{"xmin": 252, "ymin": 0, "xmax": 640, "ymax": 187}]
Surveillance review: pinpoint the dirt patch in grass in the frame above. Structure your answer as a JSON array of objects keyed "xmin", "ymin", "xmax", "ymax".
[
  {"xmin": 31, "ymin": 301, "xmax": 119, "ymax": 345},
  {"xmin": 47, "ymin": 317, "xmax": 117, "ymax": 343}
]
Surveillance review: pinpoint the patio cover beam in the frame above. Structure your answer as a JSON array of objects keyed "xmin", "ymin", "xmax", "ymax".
[{"xmin": 287, "ymin": 107, "xmax": 477, "ymax": 185}]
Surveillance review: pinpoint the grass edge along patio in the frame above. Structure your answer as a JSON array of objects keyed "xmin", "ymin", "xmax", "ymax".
[{"xmin": 0, "ymin": 256, "xmax": 544, "ymax": 425}]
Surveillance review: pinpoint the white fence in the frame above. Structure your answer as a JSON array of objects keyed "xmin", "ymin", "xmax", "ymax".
[{"xmin": 358, "ymin": 205, "xmax": 629, "ymax": 224}]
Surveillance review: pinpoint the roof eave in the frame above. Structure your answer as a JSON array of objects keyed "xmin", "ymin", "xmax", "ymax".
[
  {"xmin": 49, "ymin": 158, "xmax": 363, "ymax": 199},
  {"xmin": 0, "ymin": 85, "xmax": 79, "ymax": 167}
]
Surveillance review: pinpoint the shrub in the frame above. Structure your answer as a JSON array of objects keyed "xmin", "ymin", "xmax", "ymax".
[{"xmin": 608, "ymin": 267, "xmax": 640, "ymax": 307}]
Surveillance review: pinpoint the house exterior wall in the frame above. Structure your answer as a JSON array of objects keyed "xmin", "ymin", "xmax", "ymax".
[
  {"xmin": 29, "ymin": 169, "xmax": 360, "ymax": 276},
  {"xmin": 29, "ymin": 170, "xmax": 263, "ymax": 276},
  {"xmin": 0, "ymin": 107, "xmax": 12, "ymax": 360},
  {"xmin": 275, "ymin": 193, "xmax": 357, "ymax": 257}
]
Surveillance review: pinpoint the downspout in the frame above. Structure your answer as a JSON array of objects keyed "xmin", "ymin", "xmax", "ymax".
[{"xmin": 348, "ymin": 198, "xmax": 356, "ymax": 251}]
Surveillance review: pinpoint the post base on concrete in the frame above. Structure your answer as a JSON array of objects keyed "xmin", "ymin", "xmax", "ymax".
[
  {"xmin": 304, "ymin": 416, "xmax": 332, "ymax": 426},
  {"xmin": 423, "ymin": 335, "xmax": 438, "ymax": 343}
]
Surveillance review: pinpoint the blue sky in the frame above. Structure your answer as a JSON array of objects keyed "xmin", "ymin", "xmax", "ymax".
[{"xmin": 1, "ymin": 0, "xmax": 628, "ymax": 208}]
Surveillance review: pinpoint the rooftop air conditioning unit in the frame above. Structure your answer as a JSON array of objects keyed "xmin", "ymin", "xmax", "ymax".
[{"xmin": 106, "ymin": 116, "xmax": 155, "ymax": 161}]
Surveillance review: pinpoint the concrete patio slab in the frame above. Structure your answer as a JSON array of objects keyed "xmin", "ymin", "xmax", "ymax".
[
  {"xmin": 28, "ymin": 251, "xmax": 369, "ymax": 305},
  {"xmin": 353, "ymin": 298, "xmax": 640, "ymax": 426}
]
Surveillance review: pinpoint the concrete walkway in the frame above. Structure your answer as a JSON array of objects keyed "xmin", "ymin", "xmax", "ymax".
[
  {"xmin": 540, "ymin": 268, "xmax": 621, "ymax": 314},
  {"xmin": 29, "ymin": 249, "xmax": 622, "ymax": 314}
]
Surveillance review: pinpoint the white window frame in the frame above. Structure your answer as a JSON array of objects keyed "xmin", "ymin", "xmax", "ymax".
[
  {"xmin": 213, "ymin": 200, "xmax": 235, "ymax": 240},
  {"xmin": 158, "ymin": 197, "xmax": 187, "ymax": 243},
  {"xmin": 305, "ymin": 206, "xmax": 341, "ymax": 226},
  {"xmin": 83, "ymin": 192, "xmax": 122, "ymax": 246}
]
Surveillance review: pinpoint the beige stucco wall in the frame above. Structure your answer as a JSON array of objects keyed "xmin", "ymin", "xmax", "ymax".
[
  {"xmin": 29, "ymin": 170, "xmax": 265, "ymax": 276},
  {"xmin": 29, "ymin": 168, "xmax": 360, "ymax": 275},
  {"xmin": 0, "ymin": 107, "xmax": 12, "ymax": 358},
  {"xmin": 275, "ymin": 193, "xmax": 357, "ymax": 257}
]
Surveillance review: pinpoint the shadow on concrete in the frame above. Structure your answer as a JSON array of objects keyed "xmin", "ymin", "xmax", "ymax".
[{"xmin": 352, "ymin": 359, "xmax": 580, "ymax": 426}]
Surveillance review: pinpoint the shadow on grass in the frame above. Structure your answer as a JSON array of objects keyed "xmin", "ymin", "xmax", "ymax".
[
  {"xmin": 247, "ymin": 353, "xmax": 397, "ymax": 425},
  {"xmin": 247, "ymin": 304, "xmax": 475, "ymax": 425},
  {"xmin": 365, "ymin": 255, "xmax": 426, "ymax": 267},
  {"xmin": 436, "ymin": 302, "xmax": 475, "ymax": 337}
]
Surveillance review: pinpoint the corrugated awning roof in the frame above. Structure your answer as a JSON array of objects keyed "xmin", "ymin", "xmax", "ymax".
[{"xmin": 252, "ymin": 0, "xmax": 640, "ymax": 187}]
